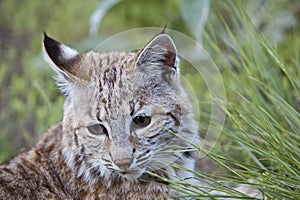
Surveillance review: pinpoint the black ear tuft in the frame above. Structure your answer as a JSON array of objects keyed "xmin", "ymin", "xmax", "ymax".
[
  {"xmin": 161, "ymin": 24, "xmax": 167, "ymax": 34},
  {"xmin": 43, "ymin": 32, "xmax": 64, "ymax": 67}
]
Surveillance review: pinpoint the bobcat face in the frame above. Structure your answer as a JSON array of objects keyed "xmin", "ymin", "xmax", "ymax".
[{"xmin": 43, "ymin": 32, "xmax": 198, "ymax": 184}]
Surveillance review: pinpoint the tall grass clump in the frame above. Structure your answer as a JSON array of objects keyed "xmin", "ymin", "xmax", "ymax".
[{"xmin": 167, "ymin": 0, "xmax": 300, "ymax": 199}]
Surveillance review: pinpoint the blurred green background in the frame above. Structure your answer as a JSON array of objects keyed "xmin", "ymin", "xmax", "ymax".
[{"xmin": 0, "ymin": 0, "xmax": 299, "ymax": 198}]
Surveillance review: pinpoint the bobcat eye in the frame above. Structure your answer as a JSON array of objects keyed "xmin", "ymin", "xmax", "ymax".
[
  {"xmin": 87, "ymin": 124, "xmax": 107, "ymax": 136},
  {"xmin": 133, "ymin": 116, "xmax": 151, "ymax": 127}
]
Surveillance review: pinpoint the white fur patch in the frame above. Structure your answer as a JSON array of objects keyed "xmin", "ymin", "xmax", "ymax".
[{"xmin": 60, "ymin": 43, "xmax": 78, "ymax": 60}]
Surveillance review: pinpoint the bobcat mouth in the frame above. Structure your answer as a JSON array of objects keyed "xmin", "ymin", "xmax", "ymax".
[{"xmin": 118, "ymin": 169, "xmax": 144, "ymax": 180}]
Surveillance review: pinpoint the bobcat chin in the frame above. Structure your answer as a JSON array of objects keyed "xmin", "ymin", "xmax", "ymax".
[{"xmin": 0, "ymin": 32, "xmax": 199, "ymax": 199}]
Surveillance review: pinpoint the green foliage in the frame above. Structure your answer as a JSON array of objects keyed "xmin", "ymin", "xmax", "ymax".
[{"xmin": 186, "ymin": 0, "xmax": 300, "ymax": 199}]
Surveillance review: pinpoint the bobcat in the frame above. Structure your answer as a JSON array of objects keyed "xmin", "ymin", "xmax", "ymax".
[{"xmin": 0, "ymin": 31, "xmax": 199, "ymax": 199}]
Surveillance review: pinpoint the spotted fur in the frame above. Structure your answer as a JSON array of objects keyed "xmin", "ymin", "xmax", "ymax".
[{"xmin": 0, "ymin": 32, "xmax": 199, "ymax": 199}]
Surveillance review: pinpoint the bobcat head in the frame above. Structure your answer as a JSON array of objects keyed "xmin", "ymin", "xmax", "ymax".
[{"xmin": 43, "ymin": 32, "xmax": 199, "ymax": 186}]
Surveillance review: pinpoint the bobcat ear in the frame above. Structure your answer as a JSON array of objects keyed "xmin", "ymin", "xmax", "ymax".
[
  {"xmin": 43, "ymin": 33, "xmax": 81, "ymax": 80},
  {"xmin": 136, "ymin": 33, "xmax": 179, "ymax": 71},
  {"xmin": 43, "ymin": 33, "xmax": 91, "ymax": 96}
]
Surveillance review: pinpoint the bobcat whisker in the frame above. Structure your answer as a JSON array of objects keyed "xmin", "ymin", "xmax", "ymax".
[
  {"xmin": 152, "ymin": 139, "xmax": 173, "ymax": 151},
  {"xmin": 136, "ymin": 158, "xmax": 150, "ymax": 167}
]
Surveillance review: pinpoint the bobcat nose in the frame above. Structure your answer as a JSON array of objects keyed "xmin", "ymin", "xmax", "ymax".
[{"xmin": 114, "ymin": 158, "xmax": 132, "ymax": 169}]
